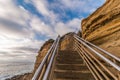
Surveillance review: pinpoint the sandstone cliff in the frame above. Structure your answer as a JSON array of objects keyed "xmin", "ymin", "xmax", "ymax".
[
  {"xmin": 82, "ymin": 0, "xmax": 120, "ymax": 57},
  {"xmin": 33, "ymin": 39, "xmax": 54, "ymax": 74},
  {"xmin": 60, "ymin": 32, "xmax": 75, "ymax": 51},
  {"xmin": 32, "ymin": 32, "xmax": 74, "ymax": 74},
  {"xmin": 33, "ymin": 32, "xmax": 75, "ymax": 74}
]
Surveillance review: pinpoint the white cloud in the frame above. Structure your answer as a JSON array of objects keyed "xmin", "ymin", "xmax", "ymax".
[
  {"xmin": 0, "ymin": 0, "xmax": 33, "ymax": 39},
  {"xmin": 0, "ymin": 1, "xmax": 30, "ymax": 27},
  {"xmin": 0, "ymin": 0, "xmax": 105, "ymax": 63},
  {"xmin": 32, "ymin": 0, "xmax": 49, "ymax": 16},
  {"xmin": 0, "ymin": 35, "xmax": 44, "ymax": 62},
  {"xmin": 0, "ymin": 0, "xmax": 44, "ymax": 62},
  {"xmin": 31, "ymin": 0, "xmax": 83, "ymax": 36},
  {"xmin": 67, "ymin": 18, "xmax": 81, "ymax": 29},
  {"xmin": 30, "ymin": 15, "xmax": 81, "ymax": 38},
  {"xmin": 31, "ymin": 0, "xmax": 59, "ymax": 24},
  {"xmin": 30, "ymin": 16, "xmax": 57, "ymax": 38},
  {"xmin": 55, "ymin": 18, "xmax": 81, "ymax": 36}
]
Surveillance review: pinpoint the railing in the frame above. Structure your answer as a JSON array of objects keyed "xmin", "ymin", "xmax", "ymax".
[
  {"xmin": 74, "ymin": 34, "xmax": 120, "ymax": 80},
  {"xmin": 32, "ymin": 33, "xmax": 120, "ymax": 80},
  {"xmin": 32, "ymin": 36, "xmax": 60, "ymax": 80}
]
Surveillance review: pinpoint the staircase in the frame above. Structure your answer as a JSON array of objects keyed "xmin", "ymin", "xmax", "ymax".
[
  {"xmin": 32, "ymin": 34, "xmax": 120, "ymax": 80},
  {"xmin": 53, "ymin": 50, "xmax": 95, "ymax": 80}
]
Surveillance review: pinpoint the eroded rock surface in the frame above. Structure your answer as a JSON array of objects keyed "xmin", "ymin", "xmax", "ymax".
[
  {"xmin": 33, "ymin": 39, "xmax": 54, "ymax": 74},
  {"xmin": 60, "ymin": 32, "xmax": 75, "ymax": 51},
  {"xmin": 82, "ymin": 0, "xmax": 120, "ymax": 57}
]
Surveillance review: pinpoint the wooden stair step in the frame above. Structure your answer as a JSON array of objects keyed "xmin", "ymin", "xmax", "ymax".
[
  {"xmin": 55, "ymin": 64, "xmax": 88, "ymax": 71},
  {"xmin": 56, "ymin": 60, "xmax": 83, "ymax": 64},
  {"xmin": 52, "ymin": 50, "xmax": 95, "ymax": 80},
  {"xmin": 54, "ymin": 71, "xmax": 95, "ymax": 80}
]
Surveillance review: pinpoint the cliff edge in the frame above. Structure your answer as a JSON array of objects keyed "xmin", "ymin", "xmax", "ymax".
[
  {"xmin": 82, "ymin": 0, "xmax": 120, "ymax": 57},
  {"xmin": 33, "ymin": 39, "xmax": 54, "ymax": 74},
  {"xmin": 33, "ymin": 32, "xmax": 75, "ymax": 74}
]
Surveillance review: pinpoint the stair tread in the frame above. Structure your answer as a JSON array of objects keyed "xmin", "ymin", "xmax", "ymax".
[
  {"xmin": 55, "ymin": 64, "xmax": 88, "ymax": 70},
  {"xmin": 54, "ymin": 71, "xmax": 94, "ymax": 79},
  {"xmin": 56, "ymin": 58, "xmax": 82, "ymax": 60},
  {"xmin": 55, "ymin": 64, "xmax": 85, "ymax": 66},
  {"xmin": 56, "ymin": 59, "xmax": 83, "ymax": 62},
  {"xmin": 56, "ymin": 61, "xmax": 83, "ymax": 64},
  {"xmin": 57, "ymin": 54, "xmax": 80, "ymax": 57},
  {"xmin": 54, "ymin": 69, "xmax": 91, "ymax": 73},
  {"xmin": 52, "ymin": 50, "xmax": 95, "ymax": 80}
]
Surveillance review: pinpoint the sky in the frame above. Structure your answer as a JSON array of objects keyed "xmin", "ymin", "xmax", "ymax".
[{"xmin": 0, "ymin": 0, "xmax": 105, "ymax": 63}]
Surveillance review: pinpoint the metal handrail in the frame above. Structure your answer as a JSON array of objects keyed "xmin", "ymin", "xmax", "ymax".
[
  {"xmin": 74, "ymin": 35, "xmax": 120, "ymax": 71},
  {"xmin": 32, "ymin": 36, "xmax": 60, "ymax": 80},
  {"xmin": 74, "ymin": 35, "xmax": 120, "ymax": 62},
  {"xmin": 74, "ymin": 39, "xmax": 117, "ymax": 79},
  {"xmin": 43, "ymin": 36, "xmax": 60, "ymax": 80}
]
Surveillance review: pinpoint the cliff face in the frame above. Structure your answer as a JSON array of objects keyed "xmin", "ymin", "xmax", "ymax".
[
  {"xmin": 82, "ymin": 0, "xmax": 120, "ymax": 57},
  {"xmin": 60, "ymin": 32, "xmax": 75, "ymax": 51},
  {"xmin": 33, "ymin": 39, "xmax": 54, "ymax": 74},
  {"xmin": 32, "ymin": 32, "xmax": 75, "ymax": 74}
]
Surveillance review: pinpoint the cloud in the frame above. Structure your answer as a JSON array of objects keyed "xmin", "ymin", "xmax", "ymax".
[
  {"xmin": 0, "ymin": 0, "xmax": 105, "ymax": 62},
  {"xmin": 0, "ymin": 0, "xmax": 33, "ymax": 39},
  {"xmin": 30, "ymin": 16, "xmax": 57, "ymax": 38},
  {"xmin": 0, "ymin": 36, "xmax": 44, "ymax": 62},
  {"xmin": 0, "ymin": 0, "xmax": 45, "ymax": 62},
  {"xmin": 11, "ymin": 47, "xmax": 38, "ymax": 53},
  {"xmin": 0, "ymin": 1, "xmax": 30, "ymax": 26},
  {"xmin": 31, "ymin": 0, "xmax": 49, "ymax": 16},
  {"xmin": 0, "ymin": 18, "xmax": 32, "ymax": 39},
  {"xmin": 55, "ymin": 18, "xmax": 81, "ymax": 36}
]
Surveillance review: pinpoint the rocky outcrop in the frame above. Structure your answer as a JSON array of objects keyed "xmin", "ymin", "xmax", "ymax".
[
  {"xmin": 60, "ymin": 32, "xmax": 75, "ymax": 51},
  {"xmin": 33, "ymin": 39, "xmax": 54, "ymax": 74},
  {"xmin": 28, "ymin": 32, "xmax": 75, "ymax": 79},
  {"xmin": 6, "ymin": 73, "xmax": 32, "ymax": 80},
  {"xmin": 82, "ymin": 0, "xmax": 120, "ymax": 57}
]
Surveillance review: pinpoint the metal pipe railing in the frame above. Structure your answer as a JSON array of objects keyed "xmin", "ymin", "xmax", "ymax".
[
  {"xmin": 75, "ymin": 35, "xmax": 120, "ymax": 62},
  {"xmin": 75, "ymin": 39, "xmax": 117, "ymax": 79},
  {"xmin": 43, "ymin": 36, "xmax": 60, "ymax": 80},
  {"xmin": 74, "ymin": 35, "xmax": 120, "ymax": 72},
  {"xmin": 75, "ymin": 43, "xmax": 100, "ymax": 80},
  {"xmin": 32, "ymin": 36, "xmax": 60, "ymax": 80},
  {"xmin": 75, "ymin": 40, "xmax": 111, "ymax": 80}
]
